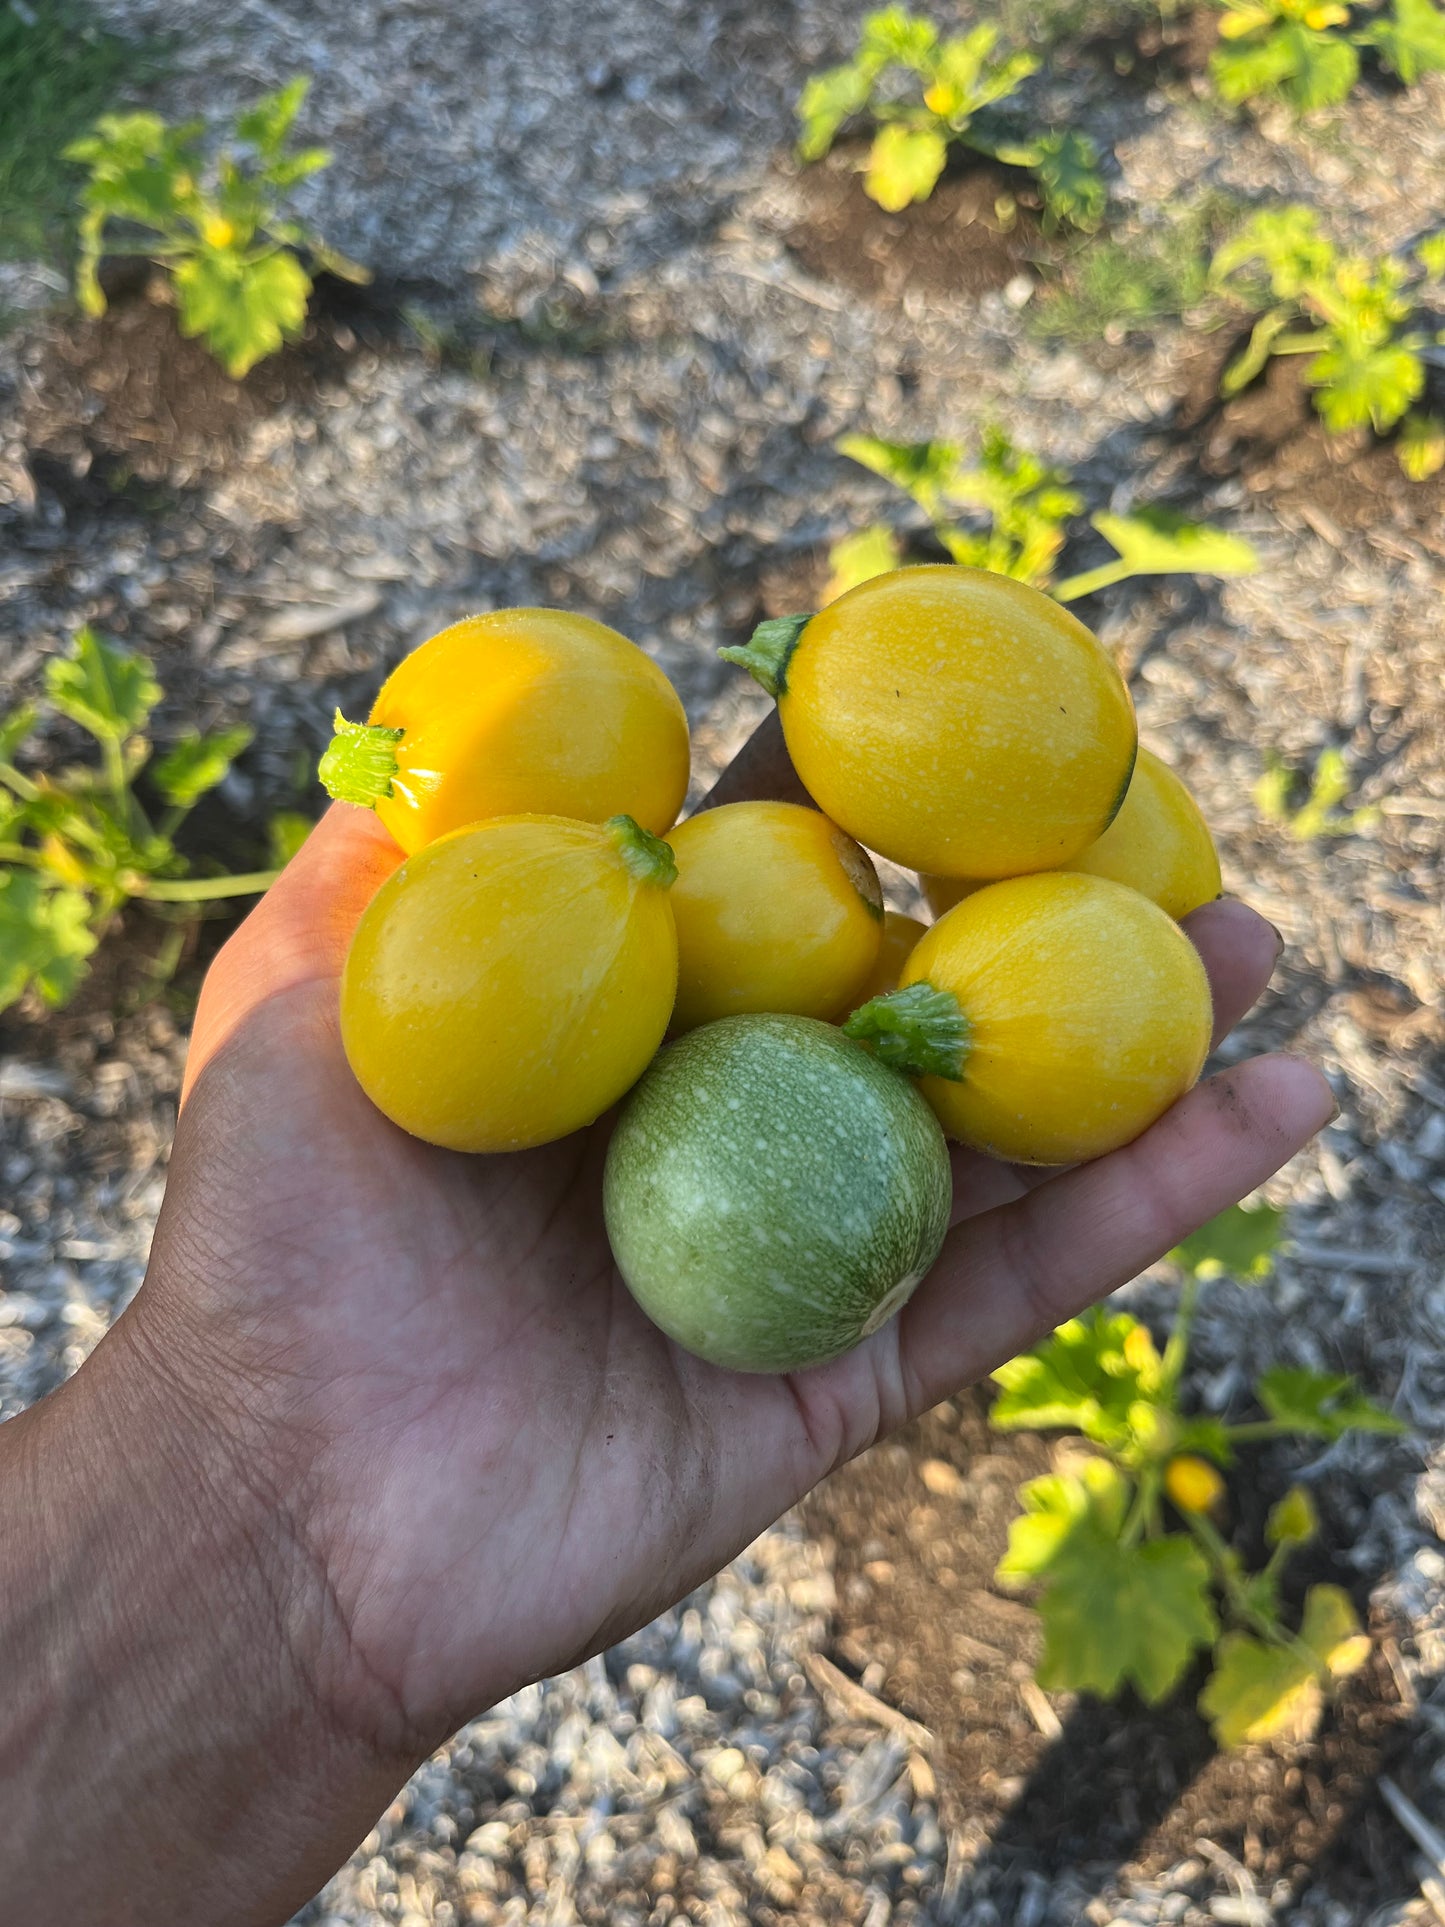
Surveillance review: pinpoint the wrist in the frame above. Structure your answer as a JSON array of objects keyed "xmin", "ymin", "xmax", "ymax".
[{"xmin": 0, "ymin": 1298, "xmax": 420, "ymax": 1925}]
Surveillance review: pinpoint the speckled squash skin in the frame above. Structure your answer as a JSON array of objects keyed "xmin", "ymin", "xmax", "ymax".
[
  {"xmin": 778, "ymin": 567, "xmax": 1137, "ymax": 878},
  {"xmin": 902, "ymin": 873, "xmax": 1212, "ymax": 1164},
  {"xmin": 853, "ymin": 910, "xmax": 928, "ymax": 1003},
  {"xmin": 667, "ymin": 802, "xmax": 883, "ymax": 1032},
  {"xmin": 921, "ymin": 751, "xmax": 1219, "ymax": 922},
  {"xmin": 367, "ymin": 609, "xmax": 690, "ymax": 853},
  {"xmin": 603, "ymin": 1015, "xmax": 952, "ymax": 1374},
  {"xmin": 341, "ymin": 814, "xmax": 678, "ymax": 1152},
  {"xmin": 1060, "ymin": 747, "xmax": 1222, "ymax": 921}
]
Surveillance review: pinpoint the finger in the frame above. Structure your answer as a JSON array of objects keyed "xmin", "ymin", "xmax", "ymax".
[
  {"xmin": 1183, "ymin": 897, "xmax": 1283, "ymax": 1048},
  {"xmin": 947, "ymin": 896, "xmax": 1287, "ymax": 1223},
  {"xmin": 896, "ymin": 1052, "xmax": 1335, "ymax": 1413},
  {"xmin": 697, "ymin": 709, "xmax": 815, "ymax": 813},
  {"xmin": 184, "ymin": 804, "xmax": 402, "ymax": 1100}
]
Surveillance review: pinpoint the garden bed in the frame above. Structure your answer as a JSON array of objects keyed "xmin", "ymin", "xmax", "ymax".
[{"xmin": 804, "ymin": 1391, "xmax": 1420, "ymax": 1914}]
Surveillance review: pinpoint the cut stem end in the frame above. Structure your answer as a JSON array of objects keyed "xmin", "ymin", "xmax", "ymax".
[
  {"xmin": 607, "ymin": 814, "xmax": 677, "ymax": 889},
  {"xmin": 717, "ymin": 613, "xmax": 812, "ymax": 699},
  {"xmin": 318, "ymin": 710, "xmax": 404, "ymax": 809},
  {"xmin": 843, "ymin": 981, "xmax": 971, "ymax": 1081}
]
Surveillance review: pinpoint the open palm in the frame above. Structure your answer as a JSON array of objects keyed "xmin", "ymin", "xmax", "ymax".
[{"xmin": 132, "ymin": 723, "xmax": 1333, "ymax": 1771}]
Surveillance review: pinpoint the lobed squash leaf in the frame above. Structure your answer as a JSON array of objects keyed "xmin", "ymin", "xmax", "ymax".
[
  {"xmin": 1169, "ymin": 1200, "xmax": 1287, "ymax": 1283},
  {"xmin": 1199, "ymin": 1584, "xmax": 1370, "ymax": 1747},
  {"xmin": 1254, "ymin": 1366, "xmax": 1407, "ymax": 1439}
]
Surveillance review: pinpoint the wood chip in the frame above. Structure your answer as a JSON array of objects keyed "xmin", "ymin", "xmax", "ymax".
[
  {"xmin": 258, "ymin": 588, "xmax": 382, "ymax": 644},
  {"xmin": 801, "ymin": 1652, "xmax": 930, "ymax": 1750},
  {"xmin": 919, "ymin": 1457, "xmax": 967, "ymax": 1498},
  {"xmin": 1018, "ymin": 1677, "xmax": 1062, "ymax": 1739}
]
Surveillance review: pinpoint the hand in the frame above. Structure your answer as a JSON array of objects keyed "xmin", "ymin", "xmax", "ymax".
[{"xmin": 0, "ymin": 716, "xmax": 1334, "ymax": 1925}]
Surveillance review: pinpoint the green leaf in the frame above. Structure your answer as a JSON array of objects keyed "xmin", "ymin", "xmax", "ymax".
[
  {"xmin": 0, "ymin": 704, "xmax": 38, "ymax": 764},
  {"xmin": 991, "ymin": 1307, "xmax": 1164, "ymax": 1449},
  {"xmin": 1088, "ymin": 508, "xmax": 1260, "ymax": 580},
  {"xmin": 1266, "ymin": 1484, "xmax": 1318, "ymax": 1549},
  {"xmin": 1283, "ymin": 23, "xmax": 1359, "ymax": 108},
  {"xmin": 1307, "ymin": 338, "xmax": 1425, "ymax": 434},
  {"xmin": 1255, "ymin": 1366, "xmax": 1407, "ymax": 1439},
  {"xmin": 1416, "ymin": 233, "xmax": 1445, "ymax": 279},
  {"xmin": 1199, "ymin": 1583, "xmax": 1369, "ymax": 1747},
  {"xmin": 45, "ymin": 626, "xmax": 160, "ymax": 744},
  {"xmin": 172, "ymin": 246, "xmax": 311, "ymax": 378},
  {"xmin": 1211, "ymin": 205, "xmax": 1332, "ymax": 299},
  {"xmin": 923, "ymin": 28, "xmax": 1035, "ymax": 121},
  {"xmin": 1170, "ymin": 1200, "xmax": 1288, "ymax": 1282},
  {"xmin": 1211, "ymin": 29, "xmax": 1305, "ymax": 103},
  {"xmin": 1257, "ymin": 747, "xmax": 1379, "ymax": 839},
  {"xmin": 996, "ymin": 1456, "xmax": 1130, "ymax": 1578},
  {"xmin": 234, "ymin": 77, "xmax": 310, "ymax": 158},
  {"xmin": 1398, "ymin": 412, "xmax": 1445, "ymax": 481},
  {"xmin": 267, "ymin": 811, "xmax": 313, "ymax": 867},
  {"xmin": 1030, "ymin": 129, "xmax": 1106, "ymax": 233},
  {"xmin": 796, "ymin": 63, "xmax": 874, "ymax": 161},
  {"xmin": 999, "ymin": 1460, "xmax": 1218, "ymax": 1703},
  {"xmin": 1174, "ymin": 1416, "xmax": 1237, "ymax": 1465},
  {"xmin": 859, "ymin": 6, "xmax": 939, "ymax": 71},
  {"xmin": 1358, "ymin": 0, "xmax": 1445, "ymax": 84},
  {"xmin": 826, "ymin": 524, "xmax": 903, "ymax": 599},
  {"xmin": 837, "ymin": 433, "xmax": 963, "ymax": 516},
  {"xmin": 64, "ymin": 108, "xmax": 203, "ymax": 231},
  {"xmin": 864, "ymin": 123, "xmax": 949, "ymax": 212},
  {"xmin": 151, "ymin": 725, "xmax": 254, "ymax": 809},
  {"xmin": 0, "ymin": 871, "xmax": 98, "ymax": 1012}
]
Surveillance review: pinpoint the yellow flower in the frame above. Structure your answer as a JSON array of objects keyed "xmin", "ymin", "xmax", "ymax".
[
  {"xmin": 1303, "ymin": 2, "xmax": 1348, "ymax": 25},
  {"xmin": 1122, "ymin": 1322, "xmax": 1160, "ymax": 1376},
  {"xmin": 1164, "ymin": 1454, "xmax": 1226, "ymax": 1514},
  {"xmin": 202, "ymin": 214, "xmax": 236, "ymax": 250}
]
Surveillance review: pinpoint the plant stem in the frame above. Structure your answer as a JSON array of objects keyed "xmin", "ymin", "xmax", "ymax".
[
  {"xmin": 1053, "ymin": 559, "xmax": 1134, "ymax": 603},
  {"xmin": 138, "ymin": 870, "xmax": 279, "ymax": 903},
  {"xmin": 1182, "ymin": 1506, "xmax": 1320, "ymax": 1668},
  {"xmin": 1220, "ymin": 1419, "xmax": 1307, "ymax": 1443},
  {"xmin": 1120, "ymin": 1468, "xmax": 1159, "ymax": 1550},
  {"xmin": 0, "ymin": 762, "xmax": 40, "ymax": 802},
  {"xmin": 1161, "ymin": 1273, "xmax": 1200, "ymax": 1395}
]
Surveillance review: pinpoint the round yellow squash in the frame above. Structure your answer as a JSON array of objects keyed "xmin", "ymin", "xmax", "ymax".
[
  {"xmin": 720, "ymin": 565, "xmax": 1137, "ymax": 878},
  {"xmin": 845, "ymin": 872, "xmax": 1211, "ymax": 1164},
  {"xmin": 667, "ymin": 801, "xmax": 882, "ymax": 1032},
  {"xmin": 341, "ymin": 814, "xmax": 678, "ymax": 1152},
  {"xmin": 920, "ymin": 749, "xmax": 1219, "ymax": 922},
  {"xmin": 1060, "ymin": 746, "xmax": 1221, "ymax": 921},
  {"xmin": 321, "ymin": 608, "xmax": 690, "ymax": 854}
]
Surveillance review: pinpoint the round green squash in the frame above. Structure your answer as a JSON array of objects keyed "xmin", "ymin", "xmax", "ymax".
[{"xmin": 603, "ymin": 1013, "xmax": 952, "ymax": 1373}]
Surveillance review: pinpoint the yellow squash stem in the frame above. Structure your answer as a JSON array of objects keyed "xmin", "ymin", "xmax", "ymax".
[
  {"xmin": 843, "ymin": 981, "xmax": 972, "ymax": 1081},
  {"xmin": 318, "ymin": 710, "xmax": 405, "ymax": 808}
]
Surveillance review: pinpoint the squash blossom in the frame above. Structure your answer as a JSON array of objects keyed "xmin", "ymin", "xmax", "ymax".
[{"xmin": 1165, "ymin": 1454, "xmax": 1226, "ymax": 1515}]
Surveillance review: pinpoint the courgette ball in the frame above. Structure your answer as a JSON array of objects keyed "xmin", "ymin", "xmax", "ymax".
[
  {"xmin": 604, "ymin": 1014, "xmax": 952, "ymax": 1373},
  {"xmin": 321, "ymin": 608, "xmax": 690, "ymax": 853},
  {"xmin": 720, "ymin": 565, "xmax": 1137, "ymax": 879},
  {"xmin": 341, "ymin": 813, "xmax": 678, "ymax": 1152},
  {"xmin": 846, "ymin": 872, "xmax": 1211, "ymax": 1165}
]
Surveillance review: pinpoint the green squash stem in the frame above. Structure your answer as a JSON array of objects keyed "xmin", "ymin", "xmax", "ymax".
[
  {"xmin": 318, "ymin": 709, "xmax": 405, "ymax": 808},
  {"xmin": 717, "ymin": 613, "xmax": 812, "ymax": 698},
  {"xmin": 844, "ymin": 981, "xmax": 972, "ymax": 1081},
  {"xmin": 607, "ymin": 815, "xmax": 677, "ymax": 888}
]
